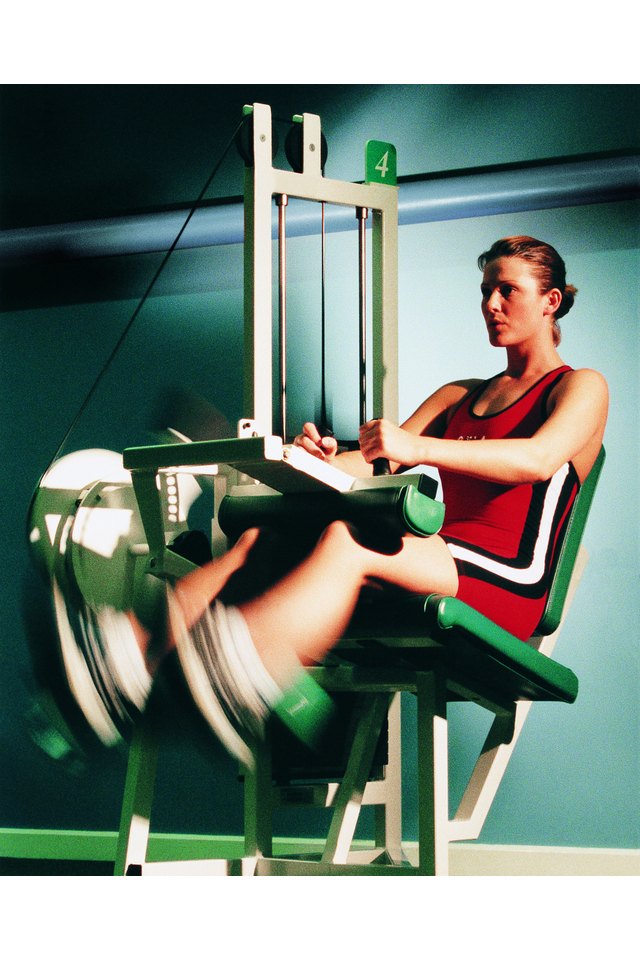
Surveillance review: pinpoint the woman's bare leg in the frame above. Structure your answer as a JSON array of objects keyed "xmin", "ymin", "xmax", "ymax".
[
  {"xmin": 127, "ymin": 527, "xmax": 263, "ymax": 668},
  {"xmin": 138, "ymin": 521, "xmax": 457, "ymax": 691},
  {"xmin": 172, "ymin": 527, "xmax": 262, "ymax": 629},
  {"xmin": 116, "ymin": 521, "xmax": 456, "ymax": 752},
  {"xmin": 238, "ymin": 521, "xmax": 458, "ymax": 686}
]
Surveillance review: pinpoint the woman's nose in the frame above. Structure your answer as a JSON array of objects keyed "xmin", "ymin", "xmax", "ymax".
[{"xmin": 486, "ymin": 290, "xmax": 502, "ymax": 312}]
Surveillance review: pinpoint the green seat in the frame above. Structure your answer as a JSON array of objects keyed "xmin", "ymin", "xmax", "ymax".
[{"xmin": 338, "ymin": 591, "xmax": 579, "ymax": 705}]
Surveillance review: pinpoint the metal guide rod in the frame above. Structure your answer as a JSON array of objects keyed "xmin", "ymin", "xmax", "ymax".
[
  {"xmin": 319, "ymin": 200, "xmax": 330, "ymax": 435},
  {"xmin": 356, "ymin": 206, "xmax": 368, "ymax": 426},
  {"xmin": 276, "ymin": 194, "xmax": 288, "ymax": 442},
  {"xmin": 359, "ymin": 203, "xmax": 391, "ymax": 476}
]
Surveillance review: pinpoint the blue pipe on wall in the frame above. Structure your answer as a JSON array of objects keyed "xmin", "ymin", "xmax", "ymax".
[{"xmin": 1, "ymin": 155, "xmax": 638, "ymax": 263}]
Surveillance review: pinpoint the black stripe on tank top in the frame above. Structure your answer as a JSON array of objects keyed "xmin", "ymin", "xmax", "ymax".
[{"xmin": 444, "ymin": 463, "xmax": 579, "ymax": 599}]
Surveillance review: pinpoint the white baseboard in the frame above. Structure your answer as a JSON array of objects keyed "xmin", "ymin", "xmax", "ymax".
[{"xmin": 447, "ymin": 843, "xmax": 640, "ymax": 876}]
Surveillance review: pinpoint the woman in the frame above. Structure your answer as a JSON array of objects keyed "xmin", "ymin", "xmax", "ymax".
[{"xmin": 57, "ymin": 236, "xmax": 608, "ymax": 765}]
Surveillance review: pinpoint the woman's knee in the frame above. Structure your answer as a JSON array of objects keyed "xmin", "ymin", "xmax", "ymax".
[{"xmin": 317, "ymin": 519, "xmax": 361, "ymax": 555}]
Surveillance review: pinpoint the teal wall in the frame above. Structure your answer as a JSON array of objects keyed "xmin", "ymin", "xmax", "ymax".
[
  {"xmin": 395, "ymin": 202, "xmax": 638, "ymax": 846},
  {"xmin": 1, "ymin": 85, "xmax": 638, "ymax": 851}
]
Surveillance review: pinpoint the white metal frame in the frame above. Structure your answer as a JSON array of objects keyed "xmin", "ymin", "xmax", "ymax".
[{"xmin": 243, "ymin": 102, "xmax": 398, "ymax": 436}]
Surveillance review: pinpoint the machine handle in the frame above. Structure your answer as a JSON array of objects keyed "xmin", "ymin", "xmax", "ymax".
[{"xmin": 373, "ymin": 457, "xmax": 391, "ymax": 476}]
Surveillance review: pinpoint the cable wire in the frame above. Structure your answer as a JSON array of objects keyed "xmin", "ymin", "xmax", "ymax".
[{"xmin": 47, "ymin": 115, "xmax": 248, "ymax": 469}]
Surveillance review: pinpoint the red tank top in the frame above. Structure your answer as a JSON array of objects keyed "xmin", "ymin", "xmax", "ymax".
[{"xmin": 439, "ymin": 365, "xmax": 579, "ymax": 640}]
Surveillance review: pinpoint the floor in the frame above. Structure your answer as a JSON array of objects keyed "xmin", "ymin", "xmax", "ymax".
[{"xmin": 1, "ymin": 857, "xmax": 113, "ymax": 875}]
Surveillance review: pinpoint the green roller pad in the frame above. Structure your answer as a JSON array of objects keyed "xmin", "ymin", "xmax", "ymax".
[
  {"xmin": 219, "ymin": 482, "xmax": 444, "ymax": 541},
  {"xmin": 400, "ymin": 484, "xmax": 445, "ymax": 537},
  {"xmin": 273, "ymin": 671, "xmax": 335, "ymax": 749}
]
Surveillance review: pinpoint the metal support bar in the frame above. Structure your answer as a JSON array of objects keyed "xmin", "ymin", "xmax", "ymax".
[
  {"xmin": 357, "ymin": 206, "xmax": 369, "ymax": 426},
  {"xmin": 373, "ymin": 693, "xmax": 406, "ymax": 863},
  {"xmin": 321, "ymin": 693, "xmax": 391, "ymax": 864},
  {"xmin": 128, "ymin": 469, "xmax": 199, "ymax": 579},
  {"xmin": 276, "ymin": 194, "xmax": 288, "ymax": 441},
  {"xmin": 448, "ymin": 705, "xmax": 529, "ymax": 842},
  {"xmin": 130, "ymin": 470, "xmax": 166, "ymax": 560},
  {"xmin": 244, "ymin": 729, "xmax": 274, "ymax": 858},
  {"xmin": 319, "ymin": 200, "xmax": 330, "ymax": 434},
  {"xmin": 114, "ymin": 718, "xmax": 159, "ymax": 875},
  {"xmin": 371, "ymin": 205, "xmax": 398, "ymax": 423},
  {"xmin": 416, "ymin": 671, "xmax": 449, "ymax": 876}
]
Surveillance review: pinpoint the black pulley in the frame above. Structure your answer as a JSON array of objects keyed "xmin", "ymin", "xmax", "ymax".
[
  {"xmin": 285, "ymin": 122, "xmax": 328, "ymax": 173},
  {"xmin": 235, "ymin": 114, "xmax": 279, "ymax": 167}
]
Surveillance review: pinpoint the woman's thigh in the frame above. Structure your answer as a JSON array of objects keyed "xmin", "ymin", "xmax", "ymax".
[{"xmin": 363, "ymin": 533, "xmax": 459, "ymax": 597}]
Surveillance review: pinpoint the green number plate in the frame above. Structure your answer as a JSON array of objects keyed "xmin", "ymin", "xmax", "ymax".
[{"xmin": 365, "ymin": 140, "xmax": 397, "ymax": 186}]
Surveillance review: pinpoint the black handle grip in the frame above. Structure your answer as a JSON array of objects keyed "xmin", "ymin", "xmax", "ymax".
[{"xmin": 373, "ymin": 457, "xmax": 391, "ymax": 476}]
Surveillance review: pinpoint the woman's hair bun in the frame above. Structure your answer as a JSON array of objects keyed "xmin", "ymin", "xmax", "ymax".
[{"xmin": 557, "ymin": 283, "xmax": 577, "ymax": 320}]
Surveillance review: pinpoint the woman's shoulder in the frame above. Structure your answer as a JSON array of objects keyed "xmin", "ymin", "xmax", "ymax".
[
  {"xmin": 434, "ymin": 379, "xmax": 486, "ymax": 429},
  {"xmin": 402, "ymin": 378, "xmax": 485, "ymax": 436},
  {"xmin": 428, "ymin": 378, "xmax": 485, "ymax": 414},
  {"xmin": 547, "ymin": 366, "xmax": 609, "ymax": 421},
  {"xmin": 437, "ymin": 378, "xmax": 485, "ymax": 401},
  {"xmin": 410, "ymin": 378, "xmax": 484, "ymax": 413},
  {"xmin": 553, "ymin": 366, "xmax": 608, "ymax": 396}
]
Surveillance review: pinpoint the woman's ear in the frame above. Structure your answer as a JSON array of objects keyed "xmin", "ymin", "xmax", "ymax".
[{"xmin": 545, "ymin": 288, "xmax": 562, "ymax": 315}]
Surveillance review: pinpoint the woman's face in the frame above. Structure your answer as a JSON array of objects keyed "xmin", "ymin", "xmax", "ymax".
[{"xmin": 481, "ymin": 256, "xmax": 557, "ymax": 349}]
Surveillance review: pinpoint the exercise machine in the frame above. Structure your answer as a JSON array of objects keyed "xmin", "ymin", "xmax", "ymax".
[{"xmin": 108, "ymin": 104, "xmax": 603, "ymax": 875}]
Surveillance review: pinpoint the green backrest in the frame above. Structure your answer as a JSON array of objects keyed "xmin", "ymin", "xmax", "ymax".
[{"xmin": 537, "ymin": 447, "xmax": 605, "ymax": 636}]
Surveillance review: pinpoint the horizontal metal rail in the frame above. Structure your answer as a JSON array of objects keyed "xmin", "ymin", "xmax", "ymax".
[{"xmin": 2, "ymin": 154, "xmax": 637, "ymax": 263}]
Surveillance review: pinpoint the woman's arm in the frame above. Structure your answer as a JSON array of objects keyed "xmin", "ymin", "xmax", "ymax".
[
  {"xmin": 293, "ymin": 422, "xmax": 371, "ymax": 477},
  {"xmin": 294, "ymin": 380, "xmax": 479, "ymax": 478},
  {"xmin": 358, "ymin": 369, "xmax": 608, "ymax": 484}
]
